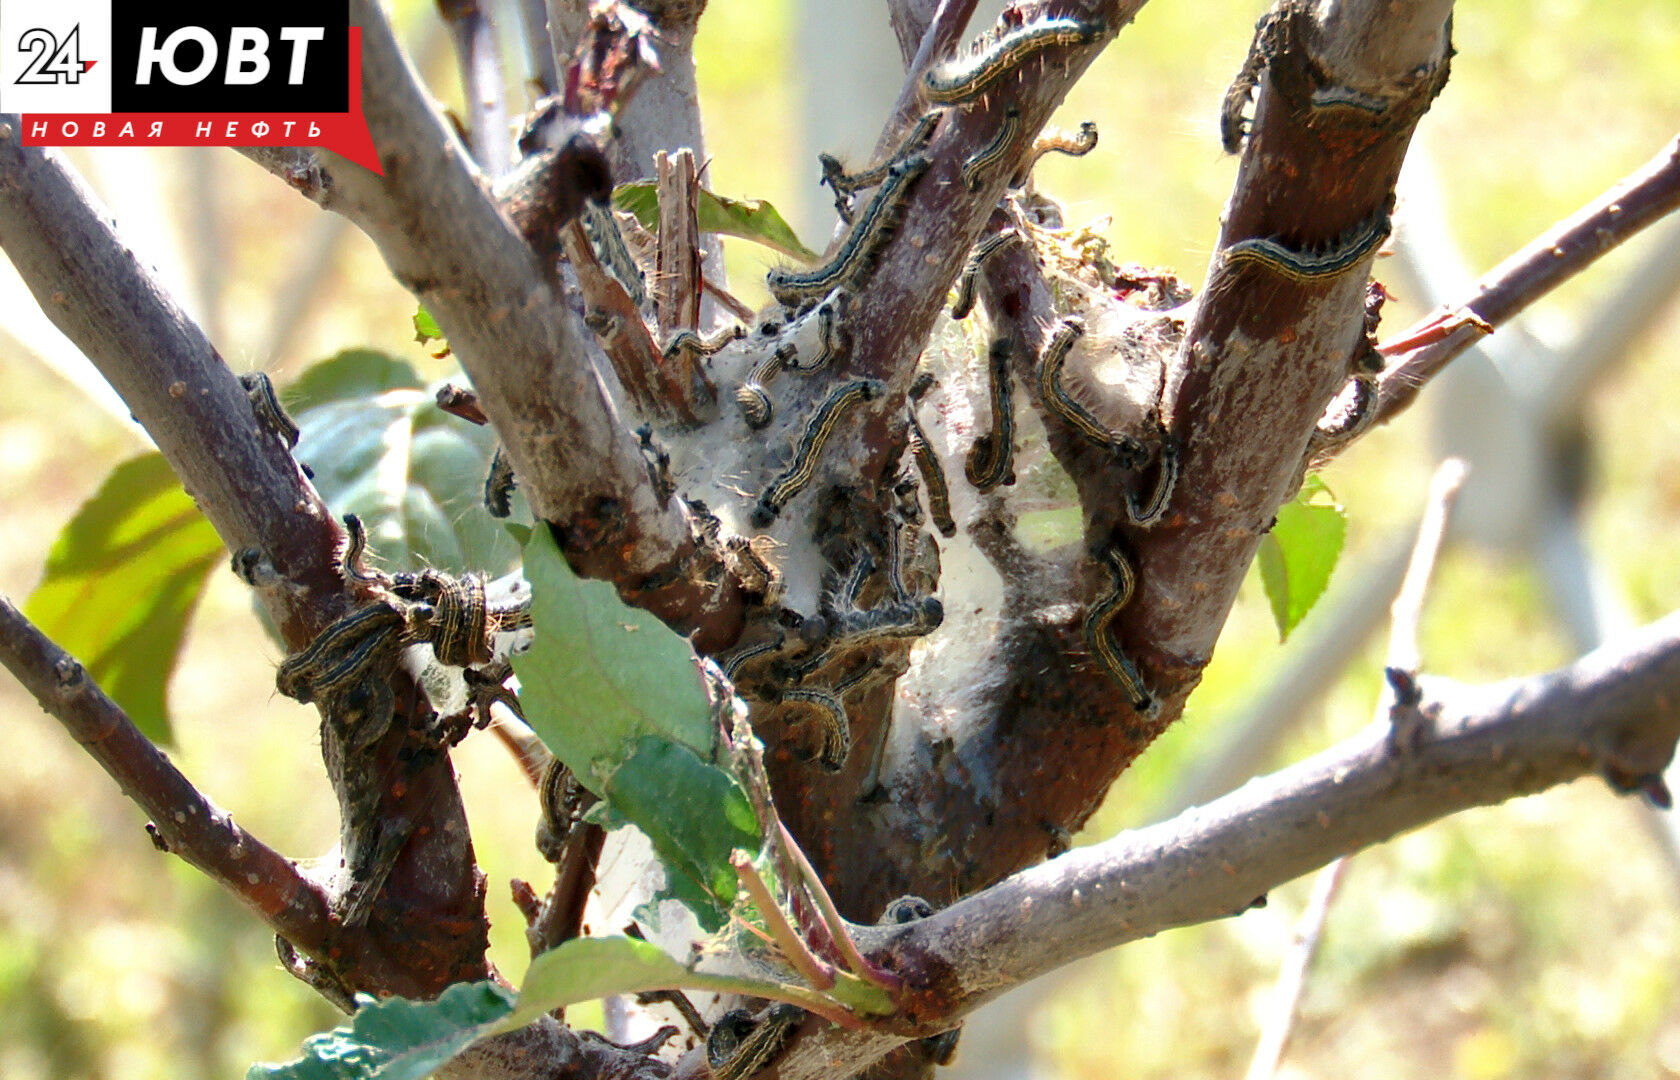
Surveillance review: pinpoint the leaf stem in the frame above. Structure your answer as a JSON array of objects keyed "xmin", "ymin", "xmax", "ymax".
[
  {"xmin": 732, "ymin": 850, "xmax": 836, "ymax": 991},
  {"xmin": 778, "ymin": 821, "xmax": 901, "ymax": 991}
]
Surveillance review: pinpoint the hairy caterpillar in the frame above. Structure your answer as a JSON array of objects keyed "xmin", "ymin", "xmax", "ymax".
[
  {"xmin": 751, "ymin": 379, "xmax": 883, "ymax": 527},
  {"xmin": 1084, "ymin": 544, "xmax": 1154, "ymax": 713},
  {"xmin": 766, "ymin": 156, "xmax": 929, "ymax": 310},
  {"xmin": 961, "ymin": 105, "xmax": 1021, "ymax": 191},
  {"xmin": 964, "ymin": 337, "xmax": 1017, "ymax": 490},
  {"xmin": 1036, "ymin": 317, "xmax": 1149, "ymax": 467},
  {"xmin": 819, "ymin": 110, "xmax": 944, "ymax": 223},
  {"xmin": 925, "ymin": 17, "xmax": 1105, "ymax": 104},
  {"xmin": 239, "ymin": 371, "xmax": 299, "ymax": 449},
  {"xmin": 1016, "ymin": 120, "xmax": 1099, "ymax": 184},
  {"xmin": 1220, "ymin": 209, "xmax": 1391, "ymax": 283}
]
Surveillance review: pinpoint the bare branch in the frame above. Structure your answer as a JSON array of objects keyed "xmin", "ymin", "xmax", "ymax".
[
  {"xmin": 0, "ymin": 122, "xmax": 343, "ymax": 648},
  {"xmin": 438, "ymin": 0, "xmax": 514, "ymax": 178},
  {"xmin": 0, "ymin": 595, "xmax": 333, "ymax": 953},
  {"xmin": 898, "ymin": 608, "xmax": 1680, "ymax": 1015},
  {"xmin": 1386, "ymin": 458, "xmax": 1466, "ymax": 675},
  {"xmin": 1365, "ymin": 133, "xmax": 1680, "ymax": 438},
  {"xmin": 739, "ymin": 608, "xmax": 1680, "ymax": 1079},
  {"xmin": 0, "ymin": 123, "xmax": 491, "ymax": 1002}
]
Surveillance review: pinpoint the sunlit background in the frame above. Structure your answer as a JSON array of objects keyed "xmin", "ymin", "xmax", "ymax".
[{"xmin": 3, "ymin": 1, "xmax": 1680, "ymax": 1077}]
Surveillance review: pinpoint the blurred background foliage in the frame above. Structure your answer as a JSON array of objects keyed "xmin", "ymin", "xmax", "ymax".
[{"xmin": 2, "ymin": 0, "xmax": 1679, "ymax": 1077}]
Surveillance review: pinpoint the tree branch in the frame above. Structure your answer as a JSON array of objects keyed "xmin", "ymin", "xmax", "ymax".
[
  {"xmin": 290, "ymin": 0, "xmax": 746, "ymax": 649},
  {"xmin": 0, "ymin": 594, "xmax": 333, "ymax": 953},
  {"xmin": 0, "ymin": 122, "xmax": 343, "ymax": 648},
  {"xmin": 438, "ymin": 0, "xmax": 514, "ymax": 178},
  {"xmin": 1363, "ymin": 133, "xmax": 1680, "ymax": 440},
  {"xmin": 754, "ymin": 607, "xmax": 1680, "ymax": 1079}
]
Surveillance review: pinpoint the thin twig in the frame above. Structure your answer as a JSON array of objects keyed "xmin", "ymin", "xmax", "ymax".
[
  {"xmin": 734, "ymin": 851, "xmax": 837, "ymax": 991},
  {"xmin": 438, "ymin": 0, "xmax": 513, "ymax": 178},
  {"xmin": 0, "ymin": 595, "xmax": 333, "ymax": 953},
  {"xmin": 1363, "ymin": 135, "xmax": 1680, "ymax": 443},
  {"xmin": 1244, "ymin": 458, "xmax": 1466, "ymax": 1080},
  {"xmin": 1387, "ymin": 458, "xmax": 1468, "ymax": 675},
  {"xmin": 778, "ymin": 822, "xmax": 899, "ymax": 991},
  {"xmin": 1243, "ymin": 857, "xmax": 1350, "ymax": 1080}
]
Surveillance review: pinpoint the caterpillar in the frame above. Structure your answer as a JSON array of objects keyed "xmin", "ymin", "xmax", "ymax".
[
  {"xmin": 735, "ymin": 343, "xmax": 797, "ymax": 430},
  {"xmin": 1125, "ymin": 434, "xmax": 1179, "ymax": 527},
  {"xmin": 964, "ymin": 337, "xmax": 1016, "ymax": 490},
  {"xmin": 239, "ymin": 371, "xmax": 299, "ymax": 449},
  {"xmin": 635, "ymin": 424, "xmax": 675, "ymax": 506},
  {"xmin": 661, "ymin": 322, "xmax": 745, "ymax": 362},
  {"xmin": 707, "ymin": 1005, "xmax": 803, "ymax": 1080},
  {"xmin": 907, "ymin": 412, "xmax": 957, "ymax": 538},
  {"xmin": 1016, "ymin": 120, "xmax": 1099, "ymax": 184},
  {"xmin": 1037, "ymin": 317, "xmax": 1149, "ymax": 467},
  {"xmin": 275, "ymin": 600, "xmax": 406, "ymax": 703},
  {"xmin": 766, "ymin": 155, "xmax": 929, "ymax": 310},
  {"xmin": 483, "ymin": 446, "xmax": 517, "ymax": 518},
  {"xmin": 780, "ymin": 686, "xmax": 851, "ymax": 771},
  {"xmin": 1221, "ymin": 209, "xmax": 1391, "ymax": 284},
  {"xmin": 961, "ymin": 105, "xmax": 1021, "ymax": 191},
  {"xmin": 720, "ymin": 631, "xmax": 788, "ymax": 682},
  {"xmin": 1083, "ymin": 544, "xmax": 1154, "ymax": 713},
  {"xmin": 925, "ymin": 17, "xmax": 1104, "ymax": 105},
  {"xmin": 819, "ymin": 109, "xmax": 944, "ymax": 223},
  {"xmin": 951, "ymin": 229, "xmax": 1020, "ymax": 320},
  {"xmin": 751, "ymin": 379, "xmax": 883, "ymax": 527},
  {"xmin": 579, "ymin": 202, "xmax": 646, "ymax": 308}
]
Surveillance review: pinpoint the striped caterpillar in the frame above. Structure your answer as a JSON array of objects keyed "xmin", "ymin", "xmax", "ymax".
[
  {"xmin": 951, "ymin": 228, "xmax": 1020, "ymax": 320},
  {"xmin": 1083, "ymin": 544, "xmax": 1154, "ymax": 713},
  {"xmin": 819, "ymin": 109, "xmax": 944, "ymax": 223},
  {"xmin": 961, "ymin": 105, "xmax": 1021, "ymax": 191},
  {"xmin": 1036, "ymin": 317, "xmax": 1150, "ymax": 468},
  {"xmin": 1221, "ymin": 209, "xmax": 1392, "ymax": 284},
  {"xmin": 907, "ymin": 374, "xmax": 957, "ymax": 536},
  {"xmin": 1015, "ymin": 120, "xmax": 1099, "ymax": 185},
  {"xmin": 964, "ymin": 337, "xmax": 1016, "ymax": 491},
  {"xmin": 750, "ymin": 379, "xmax": 883, "ymax": 527},
  {"xmin": 767, "ymin": 156, "xmax": 929, "ymax": 310},
  {"xmin": 925, "ymin": 17, "xmax": 1105, "ymax": 104}
]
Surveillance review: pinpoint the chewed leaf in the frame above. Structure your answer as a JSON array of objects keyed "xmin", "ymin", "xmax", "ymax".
[
  {"xmin": 513, "ymin": 527, "xmax": 761, "ymax": 929},
  {"xmin": 512, "ymin": 525, "xmax": 715, "ymax": 784},
  {"xmin": 1257, "ymin": 474, "xmax": 1347, "ymax": 641},
  {"xmin": 26, "ymin": 453, "xmax": 223, "ymax": 744},
  {"xmin": 603, "ymin": 737, "xmax": 762, "ymax": 929},
  {"xmin": 614, "ymin": 182, "xmax": 820, "ymax": 263},
  {"xmin": 246, "ymin": 981, "xmax": 515, "ymax": 1080}
]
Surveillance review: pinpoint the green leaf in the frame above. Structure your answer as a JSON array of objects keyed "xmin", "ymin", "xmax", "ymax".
[
  {"xmin": 1257, "ymin": 475, "xmax": 1347, "ymax": 641},
  {"xmin": 247, "ymin": 981, "xmax": 515, "ymax": 1080},
  {"xmin": 605, "ymin": 737, "xmax": 761, "ymax": 923},
  {"xmin": 507, "ymin": 937, "xmax": 709, "ymax": 1030},
  {"xmin": 613, "ymin": 182, "xmax": 820, "ymax": 263},
  {"xmin": 512, "ymin": 526, "xmax": 760, "ymax": 927},
  {"xmin": 512, "ymin": 525, "xmax": 715, "ymax": 780},
  {"xmin": 290, "ymin": 352, "xmax": 523, "ymax": 577},
  {"xmin": 412, "ymin": 306, "xmax": 443, "ymax": 345},
  {"xmin": 283, "ymin": 349, "xmax": 424, "ymax": 417},
  {"xmin": 26, "ymin": 453, "xmax": 224, "ymax": 744}
]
